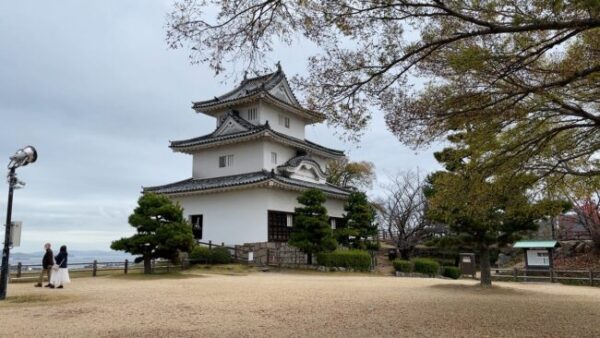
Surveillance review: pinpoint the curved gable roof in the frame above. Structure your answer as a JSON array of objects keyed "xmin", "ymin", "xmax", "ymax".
[
  {"xmin": 143, "ymin": 170, "xmax": 351, "ymax": 199},
  {"xmin": 169, "ymin": 118, "xmax": 345, "ymax": 158},
  {"xmin": 192, "ymin": 68, "xmax": 324, "ymax": 122}
]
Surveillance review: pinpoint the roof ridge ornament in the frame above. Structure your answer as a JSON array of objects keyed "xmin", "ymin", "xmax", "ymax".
[{"xmin": 275, "ymin": 61, "xmax": 281, "ymax": 72}]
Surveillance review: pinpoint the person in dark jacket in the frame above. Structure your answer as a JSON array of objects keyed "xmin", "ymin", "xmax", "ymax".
[
  {"xmin": 35, "ymin": 243, "xmax": 53, "ymax": 287},
  {"xmin": 49, "ymin": 245, "xmax": 70, "ymax": 289}
]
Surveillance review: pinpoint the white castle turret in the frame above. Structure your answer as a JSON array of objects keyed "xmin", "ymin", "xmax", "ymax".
[{"xmin": 145, "ymin": 67, "xmax": 349, "ymax": 245}]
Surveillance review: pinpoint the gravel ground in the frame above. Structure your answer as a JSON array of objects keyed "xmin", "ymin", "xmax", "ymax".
[{"xmin": 1, "ymin": 271, "xmax": 600, "ymax": 338}]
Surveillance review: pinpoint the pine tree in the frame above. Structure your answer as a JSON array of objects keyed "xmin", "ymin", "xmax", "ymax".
[
  {"xmin": 289, "ymin": 189, "xmax": 337, "ymax": 264},
  {"xmin": 426, "ymin": 127, "xmax": 568, "ymax": 286},
  {"xmin": 340, "ymin": 191, "xmax": 378, "ymax": 250},
  {"xmin": 111, "ymin": 193, "xmax": 195, "ymax": 274}
]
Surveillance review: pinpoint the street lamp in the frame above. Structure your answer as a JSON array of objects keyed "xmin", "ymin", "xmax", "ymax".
[{"xmin": 0, "ymin": 146, "xmax": 37, "ymax": 300}]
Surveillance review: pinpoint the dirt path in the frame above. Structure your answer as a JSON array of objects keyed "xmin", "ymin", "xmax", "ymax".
[{"xmin": 1, "ymin": 271, "xmax": 599, "ymax": 337}]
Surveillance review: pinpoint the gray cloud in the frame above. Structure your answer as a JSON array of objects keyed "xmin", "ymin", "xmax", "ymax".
[{"xmin": 0, "ymin": 1, "xmax": 440, "ymax": 252}]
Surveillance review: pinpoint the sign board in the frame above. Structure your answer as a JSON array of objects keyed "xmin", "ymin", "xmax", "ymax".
[
  {"xmin": 248, "ymin": 252, "xmax": 254, "ymax": 262},
  {"xmin": 459, "ymin": 253, "xmax": 476, "ymax": 278},
  {"xmin": 526, "ymin": 249, "xmax": 550, "ymax": 267},
  {"xmin": 10, "ymin": 221, "xmax": 22, "ymax": 247}
]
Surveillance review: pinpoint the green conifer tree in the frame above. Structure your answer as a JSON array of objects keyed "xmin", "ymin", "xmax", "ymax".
[
  {"xmin": 340, "ymin": 191, "xmax": 378, "ymax": 250},
  {"xmin": 289, "ymin": 189, "xmax": 337, "ymax": 264},
  {"xmin": 111, "ymin": 193, "xmax": 195, "ymax": 274}
]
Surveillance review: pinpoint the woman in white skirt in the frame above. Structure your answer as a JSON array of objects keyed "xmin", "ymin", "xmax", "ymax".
[{"xmin": 50, "ymin": 245, "xmax": 70, "ymax": 289}]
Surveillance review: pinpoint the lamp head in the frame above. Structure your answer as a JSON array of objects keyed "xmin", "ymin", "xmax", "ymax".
[{"xmin": 9, "ymin": 146, "xmax": 37, "ymax": 169}]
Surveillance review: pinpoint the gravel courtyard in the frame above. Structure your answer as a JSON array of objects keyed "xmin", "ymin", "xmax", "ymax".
[{"xmin": 1, "ymin": 270, "xmax": 600, "ymax": 338}]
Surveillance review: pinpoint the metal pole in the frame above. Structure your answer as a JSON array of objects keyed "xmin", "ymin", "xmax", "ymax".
[{"xmin": 0, "ymin": 168, "xmax": 16, "ymax": 300}]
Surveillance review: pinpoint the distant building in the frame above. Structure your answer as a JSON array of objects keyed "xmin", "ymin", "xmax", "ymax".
[{"xmin": 145, "ymin": 66, "xmax": 350, "ymax": 245}]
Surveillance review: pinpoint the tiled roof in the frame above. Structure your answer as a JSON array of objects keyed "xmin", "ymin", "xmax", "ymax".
[
  {"xmin": 143, "ymin": 170, "xmax": 351, "ymax": 198},
  {"xmin": 191, "ymin": 68, "xmax": 324, "ymax": 121},
  {"xmin": 169, "ymin": 115, "xmax": 344, "ymax": 157},
  {"xmin": 194, "ymin": 70, "xmax": 297, "ymax": 107},
  {"xmin": 144, "ymin": 171, "xmax": 270, "ymax": 195},
  {"xmin": 513, "ymin": 240, "xmax": 560, "ymax": 248}
]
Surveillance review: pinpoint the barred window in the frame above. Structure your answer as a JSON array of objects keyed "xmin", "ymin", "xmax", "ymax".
[
  {"xmin": 278, "ymin": 114, "xmax": 290, "ymax": 128},
  {"xmin": 271, "ymin": 152, "xmax": 277, "ymax": 165},
  {"xmin": 247, "ymin": 107, "xmax": 257, "ymax": 120},
  {"xmin": 219, "ymin": 154, "xmax": 234, "ymax": 168},
  {"xmin": 268, "ymin": 211, "xmax": 293, "ymax": 242}
]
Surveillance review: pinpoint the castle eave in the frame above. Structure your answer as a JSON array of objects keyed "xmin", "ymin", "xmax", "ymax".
[
  {"xmin": 193, "ymin": 92, "xmax": 324, "ymax": 123},
  {"xmin": 143, "ymin": 171, "xmax": 351, "ymax": 199},
  {"xmin": 170, "ymin": 128, "xmax": 345, "ymax": 158}
]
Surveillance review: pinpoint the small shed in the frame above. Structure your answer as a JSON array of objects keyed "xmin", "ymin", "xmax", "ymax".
[{"xmin": 513, "ymin": 240, "xmax": 560, "ymax": 270}]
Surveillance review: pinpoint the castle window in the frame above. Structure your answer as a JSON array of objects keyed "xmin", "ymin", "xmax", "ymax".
[
  {"xmin": 278, "ymin": 114, "xmax": 290, "ymax": 128},
  {"xmin": 268, "ymin": 211, "xmax": 294, "ymax": 242},
  {"xmin": 219, "ymin": 154, "xmax": 234, "ymax": 168},
  {"xmin": 247, "ymin": 107, "xmax": 257, "ymax": 121},
  {"xmin": 271, "ymin": 152, "xmax": 277, "ymax": 165},
  {"xmin": 190, "ymin": 215, "xmax": 203, "ymax": 240}
]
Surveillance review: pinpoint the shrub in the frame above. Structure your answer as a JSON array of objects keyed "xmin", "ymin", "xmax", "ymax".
[
  {"xmin": 411, "ymin": 258, "xmax": 440, "ymax": 276},
  {"xmin": 210, "ymin": 246, "xmax": 232, "ymax": 264},
  {"xmin": 317, "ymin": 249, "xmax": 372, "ymax": 271},
  {"xmin": 441, "ymin": 266, "xmax": 461, "ymax": 279},
  {"xmin": 433, "ymin": 258, "xmax": 456, "ymax": 267},
  {"xmin": 393, "ymin": 259, "xmax": 413, "ymax": 273},
  {"xmin": 189, "ymin": 246, "xmax": 232, "ymax": 264},
  {"xmin": 189, "ymin": 246, "xmax": 212, "ymax": 263}
]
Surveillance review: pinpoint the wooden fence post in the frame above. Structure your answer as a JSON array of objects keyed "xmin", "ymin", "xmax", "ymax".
[
  {"xmin": 513, "ymin": 267, "xmax": 518, "ymax": 282},
  {"xmin": 550, "ymin": 268, "xmax": 555, "ymax": 283},
  {"xmin": 16, "ymin": 262, "xmax": 22, "ymax": 278},
  {"xmin": 124, "ymin": 259, "xmax": 129, "ymax": 275},
  {"xmin": 590, "ymin": 269, "xmax": 594, "ymax": 286},
  {"xmin": 92, "ymin": 260, "xmax": 98, "ymax": 277}
]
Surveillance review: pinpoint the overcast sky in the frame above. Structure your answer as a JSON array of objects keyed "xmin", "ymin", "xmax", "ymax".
[{"xmin": 0, "ymin": 1, "xmax": 440, "ymax": 253}]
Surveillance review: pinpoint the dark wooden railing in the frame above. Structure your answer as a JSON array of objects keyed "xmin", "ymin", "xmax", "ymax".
[
  {"xmin": 4, "ymin": 259, "xmax": 183, "ymax": 282},
  {"xmin": 493, "ymin": 267, "xmax": 598, "ymax": 286}
]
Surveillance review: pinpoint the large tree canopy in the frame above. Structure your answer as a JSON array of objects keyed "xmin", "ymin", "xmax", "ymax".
[
  {"xmin": 326, "ymin": 158, "xmax": 375, "ymax": 190},
  {"xmin": 167, "ymin": 1, "xmax": 600, "ymax": 176},
  {"xmin": 426, "ymin": 125, "xmax": 569, "ymax": 286}
]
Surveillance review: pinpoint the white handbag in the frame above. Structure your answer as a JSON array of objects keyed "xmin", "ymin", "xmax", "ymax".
[{"xmin": 52, "ymin": 258, "xmax": 64, "ymax": 272}]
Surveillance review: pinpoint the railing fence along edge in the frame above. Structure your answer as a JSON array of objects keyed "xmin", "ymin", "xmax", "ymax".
[
  {"xmin": 493, "ymin": 267, "xmax": 598, "ymax": 286},
  {"xmin": 4, "ymin": 259, "xmax": 184, "ymax": 282}
]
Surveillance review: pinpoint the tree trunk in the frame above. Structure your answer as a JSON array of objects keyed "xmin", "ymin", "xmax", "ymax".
[
  {"xmin": 307, "ymin": 253, "xmax": 313, "ymax": 265},
  {"xmin": 479, "ymin": 247, "xmax": 492, "ymax": 287},
  {"xmin": 143, "ymin": 256, "xmax": 152, "ymax": 275},
  {"xmin": 400, "ymin": 249, "xmax": 411, "ymax": 260}
]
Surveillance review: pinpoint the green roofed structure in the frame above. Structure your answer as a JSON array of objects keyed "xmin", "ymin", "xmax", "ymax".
[{"xmin": 513, "ymin": 240, "xmax": 560, "ymax": 270}]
